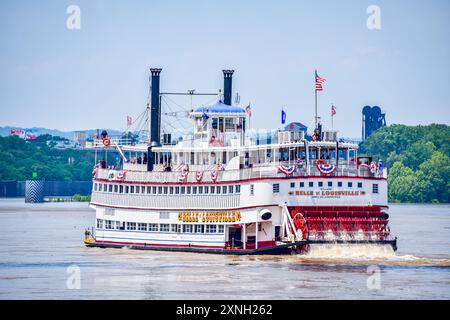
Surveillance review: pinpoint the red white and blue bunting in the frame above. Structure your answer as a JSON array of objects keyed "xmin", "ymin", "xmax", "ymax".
[
  {"xmin": 277, "ymin": 164, "xmax": 297, "ymax": 176},
  {"xmin": 316, "ymin": 160, "xmax": 336, "ymax": 175},
  {"xmin": 195, "ymin": 171, "xmax": 203, "ymax": 182},
  {"xmin": 210, "ymin": 170, "xmax": 218, "ymax": 182},
  {"xmin": 178, "ymin": 171, "xmax": 189, "ymax": 183},
  {"xmin": 116, "ymin": 170, "xmax": 127, "ymax": 180}
]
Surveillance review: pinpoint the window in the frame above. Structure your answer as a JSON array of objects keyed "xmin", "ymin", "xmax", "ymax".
[
  {"xmin": 199, "ymin": 186, "xmax": 203, "ymax": 194},
  {"xmin": 309, "ymin": 182, "xmax": 314, "ymax": 187},
  {"xmin": 175, "ymin": 186, "xmax": 180, "ymax": 194},
  {"xmin": 138, "ymin": 223, "xmax": 147, "ymax": 231},
  {"xmin": 290, "ymin": 182, "xmax": 295, "ymax": 188},
  {"xmin": 204, "ymin": 186, "xmax": 209, "ymax": 194},
  {"xmin": 222, "ymin": 186, "xmax": 227, "ymax": 194},
  {"xmin": 228, "ymin": 185, "xmax": 234, "ymax": 194},
  {"xmin": 114, "ymin": 185, "xmax": 118, "ymax": 193},
  {"xmin": 273, "ymin": 184, "xmax": 280, "ymax": 193},
  {"xmin": 348, "ymin": 182, "xmax": 353, "ymax": 188},
  {"xmin": 250, "ymin": 184, "xmax": 254, "ymax": 196},
  {"xmin": 97, "ymin": 219, "xmax": 103, "ymax": 228},
  {"xmin": 158, "ymin": 186, "xmax": 163, "ymax": 194},
  {"xmin": 160, "ymin": 212, "xmax": 170, "ymax": 219},
  {"xmin": 136, "ymin": 186, "xmax": 140, "ymax": 194},
  {"xmin": 218, "ymin": 225, "xmax": 224, "ymax": 233},
  {"xmin": 210, "ymin": 186, "xmax": 215, "ymax": 194},
  {"xmin": 235, "ymin": 185, "xmax": 241, "ymax": 193},
  {"xmin": 195, "ymin": 225, "xmax": 204, "ymax": 233},
  {"xmin": 126, "ymin": 222, "xmax": 136, "ymax": 230},
  {"xmin": 372, "ymin": 184, "xmax": 379, "ymax": 194},
  {"xmin": 146, "ymin": 186, "xmax": 151, "ymax": 194},
  {"xmin": 160, "ymin": 224, "xmax": 170, "ymax": 232},
  {"xmin": 148, "ymin": 223, "xmax": 158, "ymax": 232},
  {"xmin": 171, "ymin": 224, "xmax": 178, "ymax": 233},
  {"xmin": 183, "ymin": 224, "xmax": 193, "ymax": 233},
  {"xmin": 193, "ymin": 186, "xmax": 197, "ymax": 194},
  {"xmin": 125, "ymin": 186, "xmax": 129, "ymax": 193},
  {"xmin": 169, "ymin": 187, "xmax": 174, "ymax": 194},
  {"xmin": 130, "ymin": 186, "xmax": 134, "ymax": 193},
  {"xmin": 357, "ymin": 182, "xmax": 363, "ymax": 188},
  {"xmin": 141, "ymin": 186, "xmax": 145, "ymax": 194},
  {"xmin": 115, "ymin": 221, "xmax": 121, "ymax": 230},
  {"xmin": 103, "ymin": 184, "xmax": 107, "ymax": 192},
  {"xmin": 338, "ymin": 182, "xmax": 342, "ymax": 187},
  {"xmin": 94, "ymin": 183, "xmax": 97, "ymax": 191},
  {"xmin": 187, "ymin": 186, "xmax": 191, "ymax": 194},
  {"xmin": 105, "ymin": 220, "xmax": 113, "ymax": 229},
  {"xmin": 164, "ymin": 186, "xmax": 168, "ymax": 194},
  {"xmin": 299, "ymin": 182, "xmax": 304, "ymax": 188},
  {"xmin": 318, "ymin": 182, "xmax": 323, "ymax": 187},
  {"xmin": 206, "ymin": 225, "xmax": 217, "ymax": 233},
  {"xmin": 181, "ymin": 187, "xmax": 185, "ymax": 194},
  {"xmin": 152, "ymin": 186, "xmax": 157, "ymax": 194},
  {"xmin": 328, "ymin": 181, "xmax": 332, "ymax": 187},
  {"xmin": 216, "ymin": 186, "xmax": 221, "ymax": 194}
]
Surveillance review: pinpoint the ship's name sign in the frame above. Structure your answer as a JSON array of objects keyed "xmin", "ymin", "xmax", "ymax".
[
  {"xmin": 178, "ymin": 211, "xmax": 241, "ymax": 223},
  {"xmin": 288, "ymin": 190, "xmax": 366, "ymax": 196}
]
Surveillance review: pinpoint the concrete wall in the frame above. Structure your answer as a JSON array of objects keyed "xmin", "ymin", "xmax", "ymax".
[{"xmin": 0, "ymin": 181, "xmax": 92, "ymax": 197}]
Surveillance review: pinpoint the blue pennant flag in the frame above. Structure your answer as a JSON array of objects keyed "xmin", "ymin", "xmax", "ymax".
[
  {"xmin": 281, "ymin": 109, "xmax": 286, "ymax": 124},
  {"xmin": 202, "ymin": 109, "xmax": 209, "ymax": 120}
]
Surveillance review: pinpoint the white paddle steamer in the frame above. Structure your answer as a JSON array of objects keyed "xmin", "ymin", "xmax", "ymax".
[{"xmin": 84, "ymin": 68, "xmax": 397, "ymax": 254}]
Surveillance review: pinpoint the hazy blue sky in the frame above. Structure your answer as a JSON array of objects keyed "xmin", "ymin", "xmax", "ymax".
[{"xmin": 0, "ymin": 0, "xmax": 449, "ymax": 137}]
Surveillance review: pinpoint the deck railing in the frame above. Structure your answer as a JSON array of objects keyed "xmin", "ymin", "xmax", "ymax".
[{"xmin": 95, "ymin": 163, "xmax": 385, "ymax": 183}]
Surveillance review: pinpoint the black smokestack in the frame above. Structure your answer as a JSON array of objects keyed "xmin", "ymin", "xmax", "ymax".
[
  {"xmin": 150, "ymin": 68, "xmax": 162, "ymax": 145},
  {"xmin": 222, "ymin": 69, "xmax": 234, "ymax": 106}
]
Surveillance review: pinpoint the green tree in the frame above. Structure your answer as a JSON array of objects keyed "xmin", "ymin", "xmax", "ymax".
[{"xmin": 419, "ymin": 151, "xmax": 450, "ymax": 203}]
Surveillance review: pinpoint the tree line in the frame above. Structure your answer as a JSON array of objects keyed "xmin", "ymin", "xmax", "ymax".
[
  {"xmin": 360, "ymin": 124, "xmax": 450, "ymax": 203},
  {"xmin": 0, "ymin": 134, "xmax": 95, "ymax": 181}
]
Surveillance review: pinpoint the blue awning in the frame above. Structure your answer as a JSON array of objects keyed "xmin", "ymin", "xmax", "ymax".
[{"xmin": 194, "ymin": 101, "xmax": 245, "ymax": 114}]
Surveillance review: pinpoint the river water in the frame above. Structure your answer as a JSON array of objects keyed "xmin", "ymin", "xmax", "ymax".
[{"xmin": 0, "ymin": 199, "xmax": 449, "ymax": 299}]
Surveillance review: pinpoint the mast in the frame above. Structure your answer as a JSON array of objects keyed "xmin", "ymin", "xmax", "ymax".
[{"xmin": 314, "ymin": 69, "xmax": 318, "ymax": 130}]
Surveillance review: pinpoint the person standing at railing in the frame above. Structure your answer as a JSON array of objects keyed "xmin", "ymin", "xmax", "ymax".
[{"xmin": 377, "ymin": 159, "xmax": 383, "ymax": 177}]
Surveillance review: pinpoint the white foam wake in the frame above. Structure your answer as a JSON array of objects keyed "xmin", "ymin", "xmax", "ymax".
[
  {"xmin": 297, "ymin": 244, "xmax": 450, "ymax": 266},
  {"xmin": 303, "ymin": 244, "xmax": 396, "ymax": 260}
]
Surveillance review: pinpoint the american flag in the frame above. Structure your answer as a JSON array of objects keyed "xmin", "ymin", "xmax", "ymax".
[
  {"xmin": 331, "ymin": 105, "xmax": 336, "ymax": 116},
  {"xmin": 245, "ymin": 104, "xmax": 252, "ymax": 117},
  {"xmin": 127, "ymin": 115, "xmax": 132, "ymax": 126},
  {"xmin": 315, "ymin": 71, "xmax": 326, "ymax": 91}
]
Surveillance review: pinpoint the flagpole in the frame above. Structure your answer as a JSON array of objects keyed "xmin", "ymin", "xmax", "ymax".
[
  {"xmin": 330, "ymin": 104, "xmax": 333, "ymax": 131},
  {"xmin": 249, "ymin": 102, "xmax": 251, "ymax": 131},
  {"xmin": 314, "ymin": 70, "xmax": 318, "ymax": 130},
  {"xmin": 331, "ymin": 109, "xmax": 333, "ymax": 131}
]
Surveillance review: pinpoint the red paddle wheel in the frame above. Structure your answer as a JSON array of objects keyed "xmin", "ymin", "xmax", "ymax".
[{"xmin": 289, "ymin": 206, "xmax": 392, "ymax": 242}]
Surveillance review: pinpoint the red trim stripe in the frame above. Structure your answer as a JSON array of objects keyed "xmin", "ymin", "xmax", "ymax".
[
  {"xmin": 95, "ymin": 174, "xmax": 386, "ymax": 187},
  {"xmin": 90, "ymin": 202, "xmax": 388, "ymax": 212}
]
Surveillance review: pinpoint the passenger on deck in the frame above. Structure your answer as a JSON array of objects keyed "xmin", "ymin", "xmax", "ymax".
[{"xmin": 99, "ymin": 159, "xmax": 107, "ymax": 169}]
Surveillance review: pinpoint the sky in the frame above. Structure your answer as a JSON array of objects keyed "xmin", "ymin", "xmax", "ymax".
[{"xmin": 0, "ymin": 0, "xmax": 449, "ymax": 138}]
